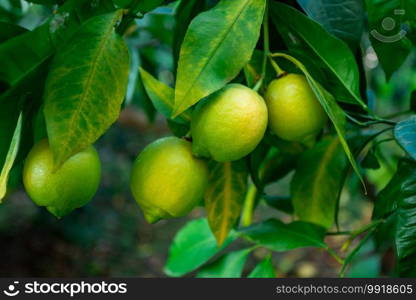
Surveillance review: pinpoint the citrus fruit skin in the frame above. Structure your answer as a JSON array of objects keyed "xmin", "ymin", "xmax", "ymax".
[
  {"xmin": 130, "ymin": 137, "xmax": 209, "ymax": 223},
  {"xmin": 265, "ymin": 74, "xmax": 327, "ymax": 144},
  {"xmin": 23, "ymin": 139, "xmax": 101, "ymax": 218},
  {"xmin": 191, "ymin": 84, "xmax": 268, "ymax": 162}
]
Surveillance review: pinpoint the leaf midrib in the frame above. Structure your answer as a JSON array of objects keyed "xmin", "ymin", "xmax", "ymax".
[{"xmin": 60, "ymin": 13, "xmax": 119, "ymax": 163}]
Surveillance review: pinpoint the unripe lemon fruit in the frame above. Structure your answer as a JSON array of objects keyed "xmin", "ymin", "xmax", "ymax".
[
  {"xmin": 130, "ymin": 137, "xmax": 209, "ymax": 223},
  {"xmin": 23, "ymin": 139, "xmax": 101, "ymax": 218},
  {"xmin": 191, "ymin": 84, "xmax": 268, "ymax": 162},
  {"xmin": 265, "ymin": 74, "xmax": 327, "ymax": 144}
]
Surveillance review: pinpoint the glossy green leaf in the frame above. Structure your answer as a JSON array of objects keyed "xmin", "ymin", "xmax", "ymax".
[
  {"xmin": 248, "ymin": 255, "xmax": 276, "ymax": 278},
  {"xmin": 44, "ymin": 10, "xmax": 130, "ymax": 167},
  {"xmin": 270, "ymin": 2, "xmax": 365, "ymax": 108},
  {"xmin": 173, "ymin": 0, "xmax": 266, "ymax": 116},
  {"xmin": 291, "ymin": 137, "xmax": 347, "ymax": 228},
  {"xmin": 205, "ymin": 160, "xmax": 248, "ymax": 246},
  {"xmin": 196, "ymin": 248, "xmax": 252, "ymax": 278},
  {"xmin": 164, "ymin": 218, "xmax": 237, "ymax": 277},
  {"xmin": 373, "ymin": 160, "xmax": 416, "ymax": 219},
  {"xmin": 139, "ymin": 68, "xmax": 191, "ymax": 124},
  {"xmin": 0, "ymin": 112, "xmax": 22, "ymax": 202},
  {"xmin": 271, "ymin": 53, "xmax": 363, "ymax": 187},
  {"xmin": 395, "ymin": 167, "xmax": 416, "ymax": 277},
  {"xmin": 366, "ymin": 0, "xmax": 414, "ymax": 79},
  {"xmin": 297, "ymin": 0, "xmax": 365, "ymax": 48},
  {"xmin": 240, "ymin": 219, "xmax": 326, "ymax": 252},
  {"xmin": 394, "ymin": 116, "xmax": 416, "ymax": 160}
]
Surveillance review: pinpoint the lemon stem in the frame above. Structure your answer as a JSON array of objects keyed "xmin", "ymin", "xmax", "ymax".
[
  {"xmin": 269, "ymin": 57, "xmax": 286, "ymax": 78},
  {"xmin": 253, "ymin": 3, "xmax": 270, "ymax": 92}
]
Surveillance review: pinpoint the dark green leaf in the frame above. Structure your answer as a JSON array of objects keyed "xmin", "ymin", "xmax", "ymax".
[
  {"xmin": 373, "ymin": 160, "xmax": 416, "ymax": 219},
  {"xmin": 410, "ymin": 91, "xmax": 416, "ymax": 112},
  {"xmin": 164, "ymin": 218, "xmax": 237, "ymax": 277},
  {"xmin": 361, "ymin": 147, "xmax": 380, "ymax": 170},
  {"xmin": 240, "ymin": 219, "xmax": 326, "ymax": 251},
  {"xmin": 44, "ymin": 10, "xmax": 130, "ymax": 167},
  {"xmin": 395, "ymin": 169, "xmax": 416, "ymax": 277},
  {"xmin": 173, "ymin": 0, "xmax": 266, "ymax": 116},
  {"xmin": 366, "ymin": 0, "xmax": 413, "ymax": 79},
  {"xmin": 264, "ymin": 196, "xmax": 293, "ymax": 215},
  {"xmin": 205, "ymin": 160, "xmax": 248, "ymax": 246},
  {"xmin": 0, "ymin": 24, "xmax": 53, "ymax": 86},
  {"xmin": 0, "ymin": 22, "xmax": 27, "ymax": 43},
  {"xmin": 196, "ymin": 248, "xmax": 251, "ymax": 278},
  {"xmin": 297, "ymin": 0, "xmax": 364, "ymax": 48},
  {"xmin": 270, "ymin": 2, "xmax": 365, "ymax": 108},
  {"xmin": 248, "ymin": 255, "xmax": 276, "ymax": 278},
  {"xmin": 24, "ymin": 0, "xmax": 63, "ymax": 5},
  {"xmin": 291, "ymin": 136, "xmax": 347, "ymax": 228},
  {"xmin": 394, "ymin": 116, "xmax": 416, "ymax": 160}
]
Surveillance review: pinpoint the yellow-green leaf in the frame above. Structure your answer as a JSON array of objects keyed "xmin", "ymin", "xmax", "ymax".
[
  {"xmin": 0, "ymin": 112, "xmax": 22, "ymax": 202},
  {"xmin": 205, "ymin": 160, "xmax": 248, "ymax": 246},
  {"xmin": 44, "ymin": 10, "xmax": 130, "ymax": 167},
  {"xmin": 139, "ymin": 68, "xmax": 191, "ymax": 124}
]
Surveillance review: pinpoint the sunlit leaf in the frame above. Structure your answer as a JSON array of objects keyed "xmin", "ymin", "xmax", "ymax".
[{"xmin": 173, "ymin": 0, "xmax": 266, "ymax": 116}]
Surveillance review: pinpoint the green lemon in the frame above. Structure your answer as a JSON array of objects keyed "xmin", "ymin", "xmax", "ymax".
[
  {"xmin": 191, "ymin": 84, "xmax": 268, "ymax": 162},
  {"xmin": 23, "ymin": 139, "xmax": 101, "ymax": 218},
  {"xmin": 130, "ymin": 136, "xmax": 209, "ymax": 223},
  {"xmin": 265, "ymin": 74, "xmax": 327, "ymax": 144}
]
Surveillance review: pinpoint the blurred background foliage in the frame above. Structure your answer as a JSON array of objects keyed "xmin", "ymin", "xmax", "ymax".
[{"xmin": 0, "ymin": 0, "xmax": 415, "ymax": 277}]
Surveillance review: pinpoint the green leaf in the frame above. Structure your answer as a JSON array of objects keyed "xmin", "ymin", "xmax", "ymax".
[
  {"xmin": 373, "ymin": 160, "xmax": 416, "ymax": 219},
  {"xmin": 297, "ymin": 0, "xmax": 365, "ymax": 48},
  {"xmin": 173, "ymin": 0, "xmax": 207, "ymax": 67},
  {"xmin": 44, "ymin": 10, "xmax": 130, "ymax": 167},
  {"xmin": 271, "ymin": 53, "xmax": 363, "ymax": 187},
  {"xmin": 139, "ymin": 68, "xmax": 191, "ymax": 124},
  {"xmin": 248, "ymin": 255, "xmax": 276, "ymax": 278},
  {"xmin": 395, "ymin": 168, "xmax": 416, "ymax": 277},
  {"xmin": 366, "ymin": 0, "xmax": 413, "ymax": 79},
  {"xmin": 173, "ymin": 0, "xmax": 266, "ymax": 116},
  {"xmin": 0, "ymin": 22, "xmax": 27, "ymax": 43},
  {"xmin": 240, "ymin": 219, "xmax": 326, "ymax": 251},
  {"xmin": 164, "ymin": 218, "xmax": 237, "ymax": 277},
  {"xmin": 270, "ymin": 2, "xmax": 366, "ymax": 108},
  {"xmin": 291, "ymin": 136, "xmax": 347, "ymax": 228},
  {"xmin": 394, "ymin": 116, "xmax": 416, "ymax": 160},
  {"xmin": 0, "ymin": 112, "xmax": 22, "ymax": 202},
  {"xmin": 196, "ymin": 248, "xmax": 252, "ymax": 278},
  {"xmin": 205, "ymin": 160, "xmax": 248, "ymax": 246}
]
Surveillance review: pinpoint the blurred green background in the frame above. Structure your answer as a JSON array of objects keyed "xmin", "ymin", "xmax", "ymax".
[{"xmin": 0, "ymin": 0, "xmax": 415, "ymax": 277}]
